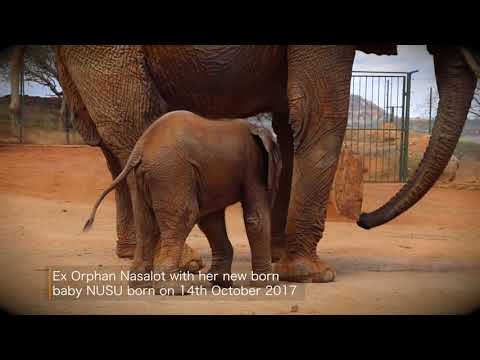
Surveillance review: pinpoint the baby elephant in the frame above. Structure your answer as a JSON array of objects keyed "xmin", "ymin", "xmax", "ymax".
[{"xmin": 84, "ymin": 110, "xmax": 282, "ymax": 291}]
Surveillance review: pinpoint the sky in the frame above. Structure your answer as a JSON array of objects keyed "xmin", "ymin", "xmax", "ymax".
[
  {"xmin": 353, "ymin": 45, "xmax": 437, "ymax": 118},
  {"xmin": 0, "ymin": 45, "xmax": 437, "ymax": 117}
]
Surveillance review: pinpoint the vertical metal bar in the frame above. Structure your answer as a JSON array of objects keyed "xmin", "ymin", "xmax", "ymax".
[
  {"xmin": 350, "ymin": 76, "xmax": 355, "ymax": 148},
  {"xmin": 389, "ymin": 79, "xmax": 394, "ymax": 181},
  {"xmin": 385, "ymin": 78, "xmax": 391, "ymax": 182},
  {"xmin": 376, "ymin": 77, "xmax": 380, "ymax": 182},
  {"xmin": 386, "ymin": 80, "xmax": 390, "ymax": 124},
  {"xmin": 363, "ymin": 76, "xmax": 367, "ymax": 179},
  {"xmin": 382, "ymin": 76, "xmax": 387, "ymax": 181},
  {"xmin": 395, "ymin": 77, "xmax": 401, "ymax": 182},
  {"xmin": 369, "ymin": 76, "xmax": 374, "ymax": 182},
  {"xmin": 403, "ymin": 72, "xmax": 413, "ymax": 182},
  {"xmin": 357, "ymin": 76, "xmax": 361, "ymax": 155},
  {"xmin": 395, "ymin": 77, "xmax": 400, "ymax": 181},
  {"xmin": 399, "ymin": 76, "xmax": 406, "ymax": 181},
  {"xmin": 19, "ymin": 62, "xmax": 24, "ymax": 144},
  {"xmin": 429, "ymin": 86, "xmax": 433, "ymax": 134}
]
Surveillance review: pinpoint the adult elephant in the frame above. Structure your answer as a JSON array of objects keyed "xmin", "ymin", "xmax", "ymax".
[{"xmin": 12, "ymin": 45, "xmax": 478, "ymax": 283}]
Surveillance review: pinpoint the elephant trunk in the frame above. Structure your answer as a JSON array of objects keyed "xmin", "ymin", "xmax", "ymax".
[{"xmin": 357, "ymin": 47, "xmax": 478, "ymax": 230}]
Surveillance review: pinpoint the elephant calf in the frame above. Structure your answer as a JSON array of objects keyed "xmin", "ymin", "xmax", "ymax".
[{"xmin": 84, "ymin": 110, "xmax": 282, "ymax": 291}]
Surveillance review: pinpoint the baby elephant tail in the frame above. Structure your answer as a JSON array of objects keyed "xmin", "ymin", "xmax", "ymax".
[{"xmin": 83, "ymin": 148, "xmax": 143, "ymax": 233}]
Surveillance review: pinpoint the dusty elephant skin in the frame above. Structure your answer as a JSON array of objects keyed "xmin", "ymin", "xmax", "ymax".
[
  {"xmin": 9, "ymin": 45, "xmax": 478, "ymax": 283},
  {"xmin": 83, "ymin": 111, "xmax": 282, "ymax": 293}
]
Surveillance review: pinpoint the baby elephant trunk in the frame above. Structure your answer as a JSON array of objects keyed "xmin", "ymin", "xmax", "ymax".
[{"xmin": 82, "ymin": 148, "xmax": 143, "ymax": 233}]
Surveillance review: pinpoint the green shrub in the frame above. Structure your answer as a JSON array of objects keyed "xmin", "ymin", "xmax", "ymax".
[{"xmin": 454, "ymin": 140, "xmax": 480, "ymax": 161}]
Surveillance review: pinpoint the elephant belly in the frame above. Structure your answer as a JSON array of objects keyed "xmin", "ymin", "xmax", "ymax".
[
  {"xmin": 144, "ymin": 45, "xmax": 288, "ymax": 118},
  {"xmin": 196, "ymin": 165, "xmax": 244, "ymax": 218}
]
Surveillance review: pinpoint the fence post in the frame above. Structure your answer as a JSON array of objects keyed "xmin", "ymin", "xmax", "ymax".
[
  {"xmin": 401, "ymin": 70, "xmax": 418, "ymax": 181},
  {"xmin": 386, "ymin": 80, "xmax": 390, "ymax": 122},
  {"xmin": 18, "ymin": 62, "xmax": 25, "ymax": 144},
  {"xmin": 428, "ymin": 86, "xmax": 433, "ymax": 134}
]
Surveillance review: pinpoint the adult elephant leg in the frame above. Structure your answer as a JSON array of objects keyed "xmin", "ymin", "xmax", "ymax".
[
  {"xmin": 271, "ymin": 112, "xmax": 293, "ymax": 262},
  {"xmin": 100, "ymin": 146, "xmax": 136, "ymax": 258},
  {"xmin": 56, "ymin": 46, "xmax": 204, "ymax": 265},
  {"xmin": 274, "ymin": 45, "xmax": 355, "ymax": 283}
]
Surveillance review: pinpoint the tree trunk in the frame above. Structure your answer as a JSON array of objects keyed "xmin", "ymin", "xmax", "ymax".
[
  {"xmin": 9, "ymin": 46, "xmax": 25, "ymax": 139},
  {"xmin": 59, "ymin": 95, "xmax": 67, "ymax": 131}
]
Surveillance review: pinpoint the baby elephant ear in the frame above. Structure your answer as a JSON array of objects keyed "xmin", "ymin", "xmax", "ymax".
[{"xmin": 250, "ymin": 126, "xmax": 283, "ymax": 207}]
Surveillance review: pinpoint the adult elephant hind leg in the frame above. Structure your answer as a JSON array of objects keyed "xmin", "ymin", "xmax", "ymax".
[
  {"xmin": 57, "ymin": 46, "xmax": 164, "ymax": 260},
  {"xmin": 274, "ymin": 45, "xmax": 355, "ymax": 283},
  {"xmin": 100, "ymin": 146, "xmax": 136, "ymax": 259},
  {"xmin": 198, "ymin": 209, "xmax": 233, "ymax": 287},
  {"xmin": 271, "ymin": 112, "xmax": 293, "ymax": 263},
  {"xmin": 57, "ymin": 53, "xmax": 137, "ymax": 257}
]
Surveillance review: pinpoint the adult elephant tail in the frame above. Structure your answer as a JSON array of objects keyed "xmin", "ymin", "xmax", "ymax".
[
  {"xmin": 357, "ymin": 46, "xmax": 479, "ymax": 230},
  {"xmin": 83, "ymin": 146, "xmax": 143, "ymax": 233}
]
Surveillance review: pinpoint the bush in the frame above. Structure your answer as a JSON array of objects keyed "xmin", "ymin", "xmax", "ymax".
[{"xmin": 454, "ymin": 140, "xmax": 480, "ymax": 161}]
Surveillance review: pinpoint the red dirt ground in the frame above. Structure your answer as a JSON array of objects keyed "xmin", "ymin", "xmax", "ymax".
[{"xmin": 0, "ymin": 145, "xmax": 479, "ymax": 314}]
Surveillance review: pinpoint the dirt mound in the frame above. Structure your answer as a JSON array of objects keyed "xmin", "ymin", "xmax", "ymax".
[{"xmin": 407, "ymin": 132, "xmax": 480, "ymax": 188}]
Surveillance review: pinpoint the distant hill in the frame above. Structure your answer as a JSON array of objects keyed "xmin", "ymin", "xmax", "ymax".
[
  {"xmin": 348, "ymin": 94, "xmax": 402, "ymax": 128},
  {"xmin": 250, "ymin": 94, "xmax": 398, "ymax": 130}
]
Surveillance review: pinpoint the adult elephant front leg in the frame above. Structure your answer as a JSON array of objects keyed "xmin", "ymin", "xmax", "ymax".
[{"xmin": 274, "ymin": 45, "xmax": 355, "ymax": 283}]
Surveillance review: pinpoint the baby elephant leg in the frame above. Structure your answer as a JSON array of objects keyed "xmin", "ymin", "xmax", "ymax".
[
  {"xmin": 242, "ymin": 187, "xmax": 275, "ymax": 288},
  {"xmin": 153, "ymin": 218, "xmax": 197, "ymax": 295},
  {"xmin": 151, "ymin": 192, "xmax": 199, "ymax": 296},
  {"xmin": 198, "ymin": 209, "xmax": 234, "ymax": 287}
]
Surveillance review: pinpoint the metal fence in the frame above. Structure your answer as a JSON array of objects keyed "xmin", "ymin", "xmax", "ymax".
[
  {"xmin": 3, "ymin": 69, "xmax": 416, "ymax": 181},
  {"xmin": 0, "ymin": 95, "xmax": 83, "ymax": 145},
  {"xmin": 344, "ymin": 71, "xmax": 416, "ymax": 183}
]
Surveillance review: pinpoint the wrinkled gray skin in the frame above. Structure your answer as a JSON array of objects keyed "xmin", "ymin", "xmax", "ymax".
[
  {"xmin": 10, "ymin": 45, "xmax": 477, "ymax": 283},
  {"xmin": 83, "ymin": 111, "xmax": 282, "ymax": 292}
]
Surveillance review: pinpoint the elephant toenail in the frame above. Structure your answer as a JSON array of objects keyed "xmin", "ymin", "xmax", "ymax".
[{"xmin": 323, "ymin": 270, "xmax": 335, "ymax": 282}]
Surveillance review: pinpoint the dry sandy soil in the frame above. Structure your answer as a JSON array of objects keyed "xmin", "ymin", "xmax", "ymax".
[{"xmin": 0, "ymin": 145, "xmax": 480, "ymax": 315}]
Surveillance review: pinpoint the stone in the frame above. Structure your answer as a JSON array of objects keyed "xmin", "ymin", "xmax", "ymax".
[
  {"xmin": 328, "ymin": 146, "xmax": 364, "ymax": 221},
  {"xmin": 437, "ymin": 155, "xmax": 460, "ymax": 184}
]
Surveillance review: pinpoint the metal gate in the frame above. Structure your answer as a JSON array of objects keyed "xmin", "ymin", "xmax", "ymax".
[{"xmin": 343, "ymin": 71, "xmax": 416, "ymax": 183}]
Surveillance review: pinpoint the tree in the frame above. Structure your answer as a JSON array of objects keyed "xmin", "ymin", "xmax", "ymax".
[
  {"xmin": 1, "ymin": 45, "xmax": 61, "ymax": 97},
  {"xmin": 23, "ymin": 46, "xmax": 62, "ymax": 97},
  {"xmin": 2, "ymin": 46, "xmax": 74, "ymax": 141},
  {"xmin": 7, "ymin": 46, "xmax": 25, "ymax": 139},
  {"xmin": 469, "ymin": 84, "xmax": 480, "ymax": 120},
  {"xmin": 418, "ymin": 83, "xmax": 480, "ymax": 123}
]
